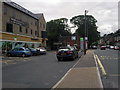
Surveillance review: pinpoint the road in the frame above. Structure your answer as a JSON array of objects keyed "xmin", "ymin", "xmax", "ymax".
[
  {"xmin": 2, "ymin": 51, "xmax": 82, "ymax": 88},
  {"xmin": 94, "ymin": 49, "xmax": 119, "ymax": 89}
]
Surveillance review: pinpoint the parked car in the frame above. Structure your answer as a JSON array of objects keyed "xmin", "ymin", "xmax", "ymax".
[
  {"xmin": 114, "ymin": 46, "xmax": 119, "ymax": 50},
  {"xmin": 56, "ymin": 46, "xmax": 78, "ymax": 61},
  {"xmin": 100, "ymin": 46, "xmax": 106, "ymax": 50},
  {"xmin": 36, "ymin": 47, "xmax": 47, "ymax": 54},
  {"xmin": 110, "ymin": 46, "xmax": 114, "ymax": 49},
  {"xmin": 28, "ymin": 48, "xmax": 40, "ymax": 56},
  {"xmin": 7, "ymin": 47, "xmax": 31, "ymax": 57},
  {"xmin": 91, "ymin": 46, "xmax": 97, "ymax": 49}
]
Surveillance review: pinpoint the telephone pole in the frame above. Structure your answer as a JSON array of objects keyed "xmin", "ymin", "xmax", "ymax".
[{"xmin": 84, "ymin": 10, "xmax": 88, "ymax": 55}]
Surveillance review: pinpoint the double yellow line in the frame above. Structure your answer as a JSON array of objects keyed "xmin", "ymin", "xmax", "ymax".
[{"xmin": 95, "ymin": 55, "xmax": 107, "ymax": 76}]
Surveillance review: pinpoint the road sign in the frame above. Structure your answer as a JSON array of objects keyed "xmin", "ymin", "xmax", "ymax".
[
  {"xmin": 85, "ymin": 37, "xmax": 88, "ymax": 41},
  {"xmin": 80, "ymin": 38, "xmax": 83, "ymax": 41}
]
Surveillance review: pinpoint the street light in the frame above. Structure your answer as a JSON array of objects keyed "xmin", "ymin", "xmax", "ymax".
[{"xmin": 84, "ymin": 10, "xmax": 88, "ymax": 55}]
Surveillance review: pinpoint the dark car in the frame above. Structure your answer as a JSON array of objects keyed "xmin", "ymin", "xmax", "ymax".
[
  {"xmin": 7, "ymin": 47, "xmax": 32, "ymax": 57},
  {"xmin": 28, "ymin": 48, "xmax": 40, "ymax": 56},
  {"xmin": 56, "ymin": 46, "xmax": 78, "ymax": 61}
]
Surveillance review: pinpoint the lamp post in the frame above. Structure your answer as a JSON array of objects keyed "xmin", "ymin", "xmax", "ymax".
[{"xmin": 84, "ymin": 10, "xmax": 88, "ymax": 55}]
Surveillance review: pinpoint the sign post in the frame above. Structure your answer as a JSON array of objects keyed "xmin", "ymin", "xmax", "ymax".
[{"xmin": 80, "ymin": 37, "xmax": 84, "ymax": 52}]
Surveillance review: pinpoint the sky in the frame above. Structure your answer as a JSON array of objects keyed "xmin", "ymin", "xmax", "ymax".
[{"xmin": 11, "ymin": 0, "xmax": 119, "ymax": 36}]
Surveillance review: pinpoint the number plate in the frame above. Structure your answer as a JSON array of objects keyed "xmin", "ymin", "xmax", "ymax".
[{"xmin": 61, "ymin": 53, "xmax": 66, "ymax": 55}]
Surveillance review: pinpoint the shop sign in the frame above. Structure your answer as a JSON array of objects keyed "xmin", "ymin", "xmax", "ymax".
[{"xmin": 10, "ymin": 17, "xmax": 29, "ymax": 27}]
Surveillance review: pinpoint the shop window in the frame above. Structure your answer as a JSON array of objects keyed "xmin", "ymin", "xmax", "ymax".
[{"xmin": 6, "ymin": 23, "xmax": 13, "ymax": 33}]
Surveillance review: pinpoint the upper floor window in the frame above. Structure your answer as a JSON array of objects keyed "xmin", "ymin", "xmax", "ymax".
[
  {"xmin": 31, "ymin": 19, "xmax": 33, "ymax": 25},
  {"xmin": 43, "ymin": 24, "xmax": 45, "ymax": 29},
  {"xmin": 35, "ymin": 21, "xmax": 37, "ymax": 26},
  {"xmin": 40, "ymin": 22, "xmax": 42, "ymax": 28},
  {"xmin": 35, "ymin": 31, "xmax": 37, "ymax": 36},
  {"xmin": 4, "ymin": 6, "xmax": 7, "ymax": 15},
  {"xmin": 19, "ymin": 26, "xmax": 22, "ymax": 32},
  {"xmin": 26, "ymin": 28, "xmax": 28, "ymax": 34},
  {"xmin": 12, "ymin": 9, "xmax": 16, "ymax": 18},
  {"xmin": 26, "ymin": 16, "xmax": 28, "ymax": 22},
  {"xmin": 31, "ymin": 29, "xmax": 32, "ymax": 35},
  {"xmin": 19, "ymin": 13, "xmax": 22, "ymax": 20}
]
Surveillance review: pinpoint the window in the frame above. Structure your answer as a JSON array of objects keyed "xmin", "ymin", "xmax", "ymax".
[
  {"xmin": 13, "ymin": 48, "xmax": 19, "ymax": 51},
  {"xmin": 31, "ymin": 19, "xmax": 33, "ymax": 24},
  {"xmin": 43, "ymin": 24, "xmax": 45, "ymax": 29},
  {"xmin": 20, "ymin": 26, "xmax": 22, "ymax": 32},
  {"xmin": 19, "ymin": 48, "xmax": 24, "ymax": 51},
  {"xmin": 35, "ymin": 21, "xmax": 37, "ymax": 26},
  {"xmin": 19, "ymin": 13, "xmax": 22, "ymax": 20},
  {"xmin": 41, "ymin": 31, "xmax": 47, "ymax": 38},
  {"xmin": 6, "ymin": 23, "xmax": 13, "ymax": 33},
  {"xmin": 31, "ymin": 29, "xmax": 32, "ymax": 34},
  {"xmin": 40, "ymin": 22, "xmax": 42, "ymax": 28},
  {"xmin": 12, "ymin": 9, "xmax": 16, "ymax": 18},
  {"xmin": 26, "ymin": 28, "xmax": 28, "ymax": 34},
  {"xmin": 4, "ymin": 6, "xmax": 7, "ymax": 15},
  {"xmin": 35, "ymin": 31, "xmax": 37, "ymax": 36}
]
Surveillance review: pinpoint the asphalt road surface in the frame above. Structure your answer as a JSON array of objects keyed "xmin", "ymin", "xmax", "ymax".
[
  {"xmin": 2, "ymin": 51, "xmax": 82, "ymax": 88},
  {"xmin": 94, "ymin": 49, "xmax": 120, "ymax": 89}
]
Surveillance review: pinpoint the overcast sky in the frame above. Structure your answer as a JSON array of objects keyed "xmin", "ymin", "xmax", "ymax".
[{"xmin": 12, "ymin": 0, "xmax": 119, "ymax": 36}]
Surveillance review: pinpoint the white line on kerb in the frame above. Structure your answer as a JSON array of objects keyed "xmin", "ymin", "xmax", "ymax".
[
  {"xmin": 93, "ymin": 53, "xmax": 103, "ymax": 88},
  {"xmin": 51, "ymin": 68, "xmax": 72, "ymax": 89}
]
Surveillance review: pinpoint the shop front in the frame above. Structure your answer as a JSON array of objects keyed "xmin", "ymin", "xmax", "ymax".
[{"xmin": 0, "ymin": 40, "xmax": 41, "ymax": 54}]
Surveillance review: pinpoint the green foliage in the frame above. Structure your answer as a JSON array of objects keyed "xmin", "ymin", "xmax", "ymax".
[
  {"xmin": 70, "ymin": 15, "xmax": 100, "ymax": 46},
  {"xmin": 46, "ymin": 18, "xmax": 72, "ymax": 48}
]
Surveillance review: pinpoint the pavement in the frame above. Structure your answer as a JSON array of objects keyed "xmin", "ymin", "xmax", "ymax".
[{"xmin": 52, "ymin": 50, "xmax": 103, "ymax": 89}]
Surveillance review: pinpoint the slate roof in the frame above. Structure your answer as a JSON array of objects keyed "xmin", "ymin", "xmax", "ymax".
[{"xmin": 4, "ymin": 0, "xmax": 43, "ymax": 20}]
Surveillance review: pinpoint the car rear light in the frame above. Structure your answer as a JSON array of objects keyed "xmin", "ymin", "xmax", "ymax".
[
  {"xmin": 67, "ymin": 51, "xmax": 72, "ymax": 54},
  {"xmin": 57, "ymin": 52, "xmax": 59, "ymax": 54}
]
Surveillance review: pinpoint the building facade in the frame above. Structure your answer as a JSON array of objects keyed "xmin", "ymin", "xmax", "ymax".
[{"xmin": 0, "ymin": 1, "xmax": 47, "ymax": 53}]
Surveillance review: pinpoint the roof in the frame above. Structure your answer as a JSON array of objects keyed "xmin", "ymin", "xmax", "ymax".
[
  {"xmin": 34, "ymin": 14, "xmax": 43, "ymax": 19},
  {"xmin": 3, "ymin": 0, "xmax": 43, "ymax": 20}
]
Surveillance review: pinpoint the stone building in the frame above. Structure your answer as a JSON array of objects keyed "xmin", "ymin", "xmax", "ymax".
[{"xmin": 0, "ymin": 0, "xmax": 47, "ymax": 53}]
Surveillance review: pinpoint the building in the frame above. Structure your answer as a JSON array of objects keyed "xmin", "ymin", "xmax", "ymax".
[
  {"xmin": 114, "ymin": 33, "xmax": 120, "ymax": 47},
  {"xmin": 53, "ymin": 34, "xmax": 81, "ymax": 50},
  {"xmin": 0, "ymin": 0, "xmax": 47, "ymax": 53}
]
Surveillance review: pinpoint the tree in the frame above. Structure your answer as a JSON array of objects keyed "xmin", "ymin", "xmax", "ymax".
[
  {"xmin": 70, "ymin": 15, "xmax": 100, "ymax": 46},
  {"xmin": 46, "ymin": 18, "xmax": 72, "ymax": 49}
]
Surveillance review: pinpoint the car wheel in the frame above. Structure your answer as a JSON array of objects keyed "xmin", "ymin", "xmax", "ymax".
[
  {"xmin": 22, "ymin": 53, "xmax": 26, "ymax": 57},
  {"xmin": 7, "ymin": 53, "xmax": 11, "ymax": 57}
]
